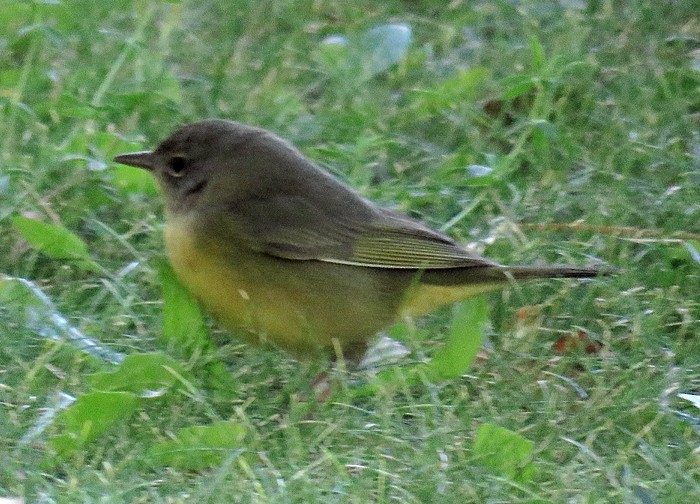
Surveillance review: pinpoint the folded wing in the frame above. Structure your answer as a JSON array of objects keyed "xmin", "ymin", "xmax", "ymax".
[{"xmin": 217, "ymin": 193, "xmax": 496, "ymax": 270}]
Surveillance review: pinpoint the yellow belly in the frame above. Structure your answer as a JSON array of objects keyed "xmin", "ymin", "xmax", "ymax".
[
  {"xmin": 162, "ymin": 214, "xmax": 503, "ymax": 358},
  {"xmin": 163, "ymin": 214, "xmax": 403, "ymax": 357},
  {"xmin": 401, "ymin": 282, "xmax": 505, "ymax": 318},
  {"xmin": 164, "ymin": 218, "xmax": 309, "ymax": 352}
]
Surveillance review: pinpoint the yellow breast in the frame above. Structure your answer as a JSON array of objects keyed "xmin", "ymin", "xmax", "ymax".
[
  {"xmin": 163, "ymin": 214, "xmax": 315, "ymax": 353},
  {"xmin": 161, "ymin": 214, "xmax": 497, "ymax": 358}
]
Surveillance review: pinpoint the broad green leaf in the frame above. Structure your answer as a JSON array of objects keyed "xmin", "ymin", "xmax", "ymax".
[
  {"xmin": 51, "ymin": 391, "xmax": 139, "ymax": 458},
  {"xmin": 473, "ymin": 423, "xmax": 536, "ymax": 482},
  {"xmin": 147, "ymin": 420, "xmax": 246, "ymax": 469},
  {"xmin": 354, "ymin": 298, "xmax": 487, "ymax": 397},
  {"xmin": 12, "ymin": 215, "xmax": 99, "ymax": 271},
  {"xmin": 354, "ymin": 298, "xmax": 488, "ymax": 396},
  {"xmin": 158, "ymin": 260, "xmax": 238, "ymax": 396},
  {"xmin": 502, "ymin": 75, "xmax": 536, "ymax": 101},
  {"xmin": 158, "ymin": 260, "xmax": 209, "ymax": 357},
  {"xmin": 89, "ymin": 352, "xmax": 189, "ymax": 394},
  {"xmin": 426, "ymin": 296, "xmax": 488, "ymax": 380}
]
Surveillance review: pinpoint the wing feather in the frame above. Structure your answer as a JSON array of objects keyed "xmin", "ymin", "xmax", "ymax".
[{"xmin": 215, "ymin": 189, "xmax": 493, "ymax": 270}]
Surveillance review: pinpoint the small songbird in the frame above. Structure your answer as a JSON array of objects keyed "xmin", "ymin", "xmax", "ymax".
[{"xmin": 114, "ymin": 120, "xmax": 610, "ymax": 362}]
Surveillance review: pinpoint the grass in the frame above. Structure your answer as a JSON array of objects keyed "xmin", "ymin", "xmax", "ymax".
[{"xmin": 2, "ymin": 0, "xmax": 699, "ymax": 502}]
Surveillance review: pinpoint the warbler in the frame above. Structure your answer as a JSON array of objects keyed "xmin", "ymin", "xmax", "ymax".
[{"xmin": 114, "ymin": 119, "xmax": 609, "ymax": 361}]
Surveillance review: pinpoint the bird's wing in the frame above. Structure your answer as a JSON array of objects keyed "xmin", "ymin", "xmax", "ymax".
[
  {"xmin": 344, "ymin": 209, "xmax": 497, "ymax": 268},
  {"xmin": 216, "ymin": 194, "xmax": 496, "ymax": 270}
]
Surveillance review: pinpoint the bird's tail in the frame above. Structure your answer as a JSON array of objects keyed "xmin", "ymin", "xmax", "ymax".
[
  {"xmin": 402, "ymin": 263, "xmax": 615, "ymax": 318},
  {"xmin": 495, "ymin": 264, "xmax": 616, "ymax": 280},
  {"xmin": 420, "ymin": 263, "xmax": 615, "ymax": 287}
]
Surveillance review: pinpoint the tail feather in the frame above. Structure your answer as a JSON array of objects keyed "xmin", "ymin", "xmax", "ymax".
[
  {"xmin": 402, "ymin": 263, "xmax": 615, "ymax": 318},
  {"xmin": 498, "ymin": 264, "xmax": 616, "ymax": 280},
  {"xmin": 420, "ymin": 263, "xmax": 616, "ymax": 286}
]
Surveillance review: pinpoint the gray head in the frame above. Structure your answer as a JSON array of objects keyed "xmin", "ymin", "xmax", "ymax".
[{"xmin": 114, "ymin": 119, "xmax": 291, "ymax": 213}]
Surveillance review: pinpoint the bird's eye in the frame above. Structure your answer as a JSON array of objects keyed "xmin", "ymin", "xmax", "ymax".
[{"xmin": 168, "ymin": 156, "xmax": 187, "ymax": 177}]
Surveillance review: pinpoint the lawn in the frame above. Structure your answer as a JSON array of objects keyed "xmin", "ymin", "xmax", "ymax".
[{"xmin": 1, "ymin": 1, "xmax": 699, "ymax": 502}]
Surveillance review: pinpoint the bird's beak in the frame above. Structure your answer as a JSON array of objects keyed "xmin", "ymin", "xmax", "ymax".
[{"xmin": 113, "ymin": 151, "xmax": 155, "ymax": 171}]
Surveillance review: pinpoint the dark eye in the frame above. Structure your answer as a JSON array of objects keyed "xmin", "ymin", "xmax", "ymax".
[{"xmin": 168, "ymin": 156, "xmax": 187, "ymax": 177}]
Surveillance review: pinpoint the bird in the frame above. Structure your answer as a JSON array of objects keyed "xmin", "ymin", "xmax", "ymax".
[{"xmin": 114, "ymin": 119, "xmax": 611, "ymax": 363}]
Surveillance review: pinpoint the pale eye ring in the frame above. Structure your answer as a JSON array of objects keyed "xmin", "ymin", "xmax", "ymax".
[{"xmin": 168, "ymin": 156, "xmax": 186, "ymax": 177}]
